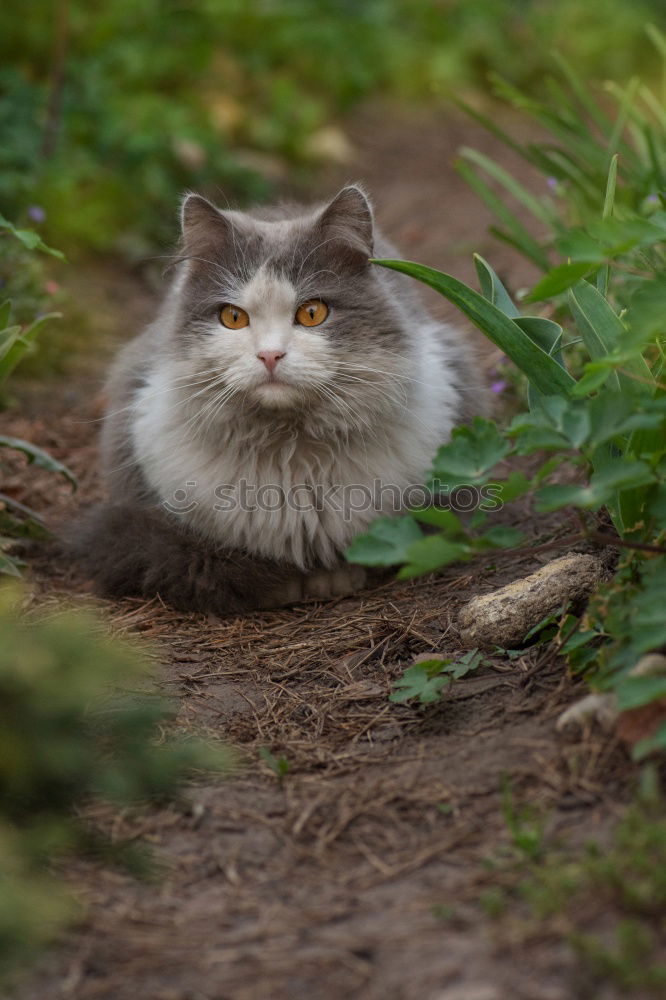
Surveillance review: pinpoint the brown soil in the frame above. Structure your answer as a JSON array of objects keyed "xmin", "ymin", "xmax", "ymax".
[{"xmin": 4, "ymin": 103, "xmax": 640, "ymax": 1000}]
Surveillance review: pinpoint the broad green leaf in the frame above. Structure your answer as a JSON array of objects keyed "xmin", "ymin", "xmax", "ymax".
[
  {"xmin": 0, "ymin": 436, "xmax": 76, "ymax": 488},
  {"xmin": 371, "ymin": 259, "xmax": 576, "ymax": 398},
  {"xmin": 430, "ymin": 418, "xmax": 510, "ymax": 487},
  {"xmin": 346, "ymin": 516, "xmax": 422, "ymax": 567},
  {"xmin": 411, "ymin": 507, "xmax": 466, "ymax": 534},
  {"xmin": 626, "ymin": 278, "xmax": 666, "ymax": 341},
  {"xmin": 487, "ymin": 471, "xmax": 532, "ymax": 503},
  {"xmin": 512, "ymin": 396, "xmax": 591, "ymax": 449},
  {"xmin": 390, "ymin": 662, "xmax": 452, "ymax": 704},
  {"xmin": 616, "ymin": 676, "xmax": 666, "ymax": 711},
  {"xmin": 586, "ymin": 393, "xmax": 665, "ymax": 448},
  {"xmin": 536, "ymin": 460, "xmax": 655, "ymax": 511},
  {"xmin": 390, "ymin": 650, "xmax": 484, "ymax": 704},
  {"xmin": 397, "ymin": 535, "xmax": 472, "ymax": 579},
  {"xmin": 570, "ymin": 363, "xmax": 614, "ymax": 397},
  {"xmin": 525, "ymin": 261, "xmax": 595, "ymax": 302},
  {"xmin": 479, "ymin": 525, "xmax": 525, "ymax": 548},
  {"xmin": 514, "ymin": 317, "xmax": 564, "ymax": 360},
  {"xmin": 569, "ymin": 280, "xmax": 652, "ymax": 395},
  {"xmin": 473, "ymin": 254, "xmax": 520, "ymax": 318}
]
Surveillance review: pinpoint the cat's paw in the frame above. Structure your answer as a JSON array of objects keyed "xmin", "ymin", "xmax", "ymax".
[
  {"xmin": 302, "ymin": 565, "xmax": 367, "ymax": 600},
  {"xmin": 260, "ymin": 565, "xmax": 367, "ymax": 608}
]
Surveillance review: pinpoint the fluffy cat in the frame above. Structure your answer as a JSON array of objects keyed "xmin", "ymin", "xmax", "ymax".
[{"xmin": 72, "ymin": 185, "xmax": 485, "ymax": 613}]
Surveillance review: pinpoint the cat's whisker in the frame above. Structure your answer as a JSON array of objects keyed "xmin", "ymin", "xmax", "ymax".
[
  {"xmin": 77, "ymin": 368, "xmax": 232, "ymax": 425},
  {"xmin": 333, "ymin": 361, "xmax": 432, "ymax": 389}
]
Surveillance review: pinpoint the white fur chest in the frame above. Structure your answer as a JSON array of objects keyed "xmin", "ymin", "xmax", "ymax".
[{"xmin": 130, "ymin": 363, "xmax": 454, "ymax": 569}]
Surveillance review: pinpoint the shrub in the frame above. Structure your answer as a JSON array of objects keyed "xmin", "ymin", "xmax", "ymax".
[
  {"xmin": 348, "ymin": 40, "xmax": 666, "ymax": 754},
  {"xmin": 0, "ymin": 585, "xmax": 234, "ymax": 981}
]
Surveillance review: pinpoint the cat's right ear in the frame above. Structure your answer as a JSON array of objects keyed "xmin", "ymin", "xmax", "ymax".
[{"xmin": 180, "ymin": 193, "xmax": 231, "ymax": 256}]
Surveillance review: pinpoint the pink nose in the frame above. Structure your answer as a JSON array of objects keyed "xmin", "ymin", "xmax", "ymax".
[{"xmin": 257, "ymin": 350, "xmax": 285, "ymax": 374}]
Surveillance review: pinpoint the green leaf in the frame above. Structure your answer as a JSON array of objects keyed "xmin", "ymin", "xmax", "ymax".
[
  {"xmin": 390, "ymin": 650, "xmax": 484, "ymax": 704},
  {"xmin": 430, "ymin": 418, "xmax": 510, "ymax": 487},
  {"xmin": 536, "ymin": 460, "xmax": 655, "ymax": 511},
  {"xmin": 0, "ymin": 214, "xmax": 65, "ymax": 260},
  {"xmin": 473, "ymin": 254, "xmax": 520, "ymax": 318},
  {"xmin": 390, "ymin": 662, "xmax": 452, "ymax": 704},
  {"xmin": 569, "ymin": 280, "xmax": 652, "ymax": 388},
  {"xmin": 632, "ymin": 721, "xmax": 666, "ymax": 761},
  {"xmin": 0, "ymin": 545, "xmax": 25, "ymax": 577},
  {"xmin": 514, "ymin": 317, "xmax": 564, "ymax": 360},
  {"xmin": 397, "ymin": 535, "xmax": 472, "ymax": 579},
  {"xmin": 570, "ymin": 363, "xmax": 614, "ymax": 397},
  {"xmin": 525, "ymin": 261, "xmax": 595, "ymax": 302},
  {"xmin": 411, "ymin": 507, "xmax": 466, "ymax": 534},
  {"xmin": 479, "ymin": 525, "xmax": 526, "ymax": 549},
  {"xmin": 371, "ymin": 259, "xmax": 576, "ymax": 398},
  {"xmin": 616, "ymin": 676, "xmax": 666, "ymax": 711},
  {"xmin": 488, "ymin": 471, "xmax": 533, "ymax": 503},
  {"xmin": 0, "ymin": 312, "xmax": 60, "ymax": 386},
  {"xmin": 346, "ymin": 516, "xmax": 422, "ymax": 567},
  {"xmin": 0, "ymin": 436, "xmax": 77, "ymax": 488}
]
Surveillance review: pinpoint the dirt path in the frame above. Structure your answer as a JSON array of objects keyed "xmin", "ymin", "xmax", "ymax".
[{"xmin": 6, "ymin": 104, "xmax": 637, "ymax": 1000}]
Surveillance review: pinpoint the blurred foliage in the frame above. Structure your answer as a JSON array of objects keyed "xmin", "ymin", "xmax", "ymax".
[
  {"xmin": 0, "ymin": 218, "xmax": 74, "ymax": 574},
  {"xmin": 1, "ymin": 0, "xmax": 665, "ymax": 253},
  {"xmin": 0, "ymin": 585, "xmax": 234, "ymax": 981}
]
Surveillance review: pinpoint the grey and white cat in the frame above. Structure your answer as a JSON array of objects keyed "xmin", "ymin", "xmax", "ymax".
[{"xmin": 73, "ymin": 185, "xmax": 485, "ymax": 612}]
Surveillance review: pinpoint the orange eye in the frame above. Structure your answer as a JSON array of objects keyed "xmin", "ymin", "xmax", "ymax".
[
  {"xmin": 296, "ymin": 300, "xmax": 329, "ymax": 327},
  {"xmin": 220, "ymin": 304, "xmax": 249, "ymax": 329}
]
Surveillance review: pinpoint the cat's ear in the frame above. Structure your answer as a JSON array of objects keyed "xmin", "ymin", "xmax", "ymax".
[
  {"xmin": 180, "ymin": 193, "xmax": 232, "ymax": 255},
  {"xmin": 318, "ymin": 185, "xmax": 374, "ymax": 258}
]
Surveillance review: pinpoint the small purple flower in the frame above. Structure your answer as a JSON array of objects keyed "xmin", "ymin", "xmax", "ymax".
[
  {"xmin": 491, "ymin": 379, "xmax": 507, "ymax": 394},
  {"xmin": 27, "ymin": 205, "xmax": 46, "ymax": 224},
  {"xmin": 646, "ymin": 194, "xmax": 660, "ymax": 205},
  {"xmin": 546, "ymin": 177, "xmax": 558, "ymax": 190}
]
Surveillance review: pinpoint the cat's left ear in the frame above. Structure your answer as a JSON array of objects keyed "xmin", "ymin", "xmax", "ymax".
[
  {"xmin": 179, "ymin": 192, "xmax": 234, "ymax": 256},
  {"xmin": 318, "ymin": 185, "xmax": 374, "ymax": 258}
]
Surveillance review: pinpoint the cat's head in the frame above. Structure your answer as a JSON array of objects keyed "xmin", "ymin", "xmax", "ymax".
[{"xmin": 173, "ymin": 186, "xmax": 411, "ymax": 416}]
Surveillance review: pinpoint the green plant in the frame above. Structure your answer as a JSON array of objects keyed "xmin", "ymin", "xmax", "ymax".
[
  {"xmin": 347, "ymin": 39, "xmax": 666, "ymax": 752},
  {"xmin": 470, "ymin": 777, "xmax": 666, "ymax": 994},
  {"xmin": 0, "ymin": 218, "xmax": 75, "ymax": 576},
  {"xmin": 390, "ymin": 649, "xmax": 486, "ymax": 704},
  {"xmin": 259, "ymin": 746, "xmax": 290, "ymax": 781},
  {"xmin": 0, "ymin": 585, "xmax": 234, "ymax": 980}
]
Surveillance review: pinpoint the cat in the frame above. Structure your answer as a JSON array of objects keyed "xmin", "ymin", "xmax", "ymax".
[{"xmin": 72, "ymin": 185, "xmax": 486, "ymax": 614}]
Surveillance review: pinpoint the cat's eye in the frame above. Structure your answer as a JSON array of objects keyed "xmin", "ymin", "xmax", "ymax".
[
  {"xmin": 296, "ymin": 299, "xmax": 329, "ymax": 327},
  {"xmin": 220, "ymin": 304, "xmax": 249, "ymax": 329}
]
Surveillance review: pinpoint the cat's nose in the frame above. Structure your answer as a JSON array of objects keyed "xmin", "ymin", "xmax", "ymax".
[{"xmin": 257, "ymin": 350, "xmax": 286, "ymax": 374}]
